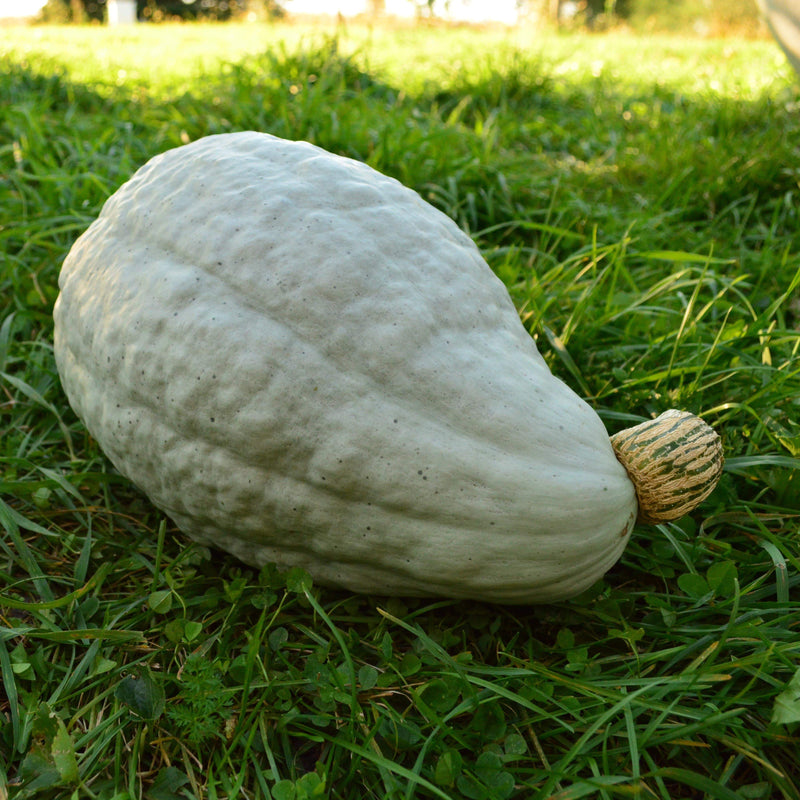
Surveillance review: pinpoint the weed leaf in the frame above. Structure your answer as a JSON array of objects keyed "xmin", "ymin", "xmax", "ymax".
[
  {"xmin": 115, "ymin": 670, "xmax": 166, "ymax": 721},
  {"xmin": 771, "ymin": 668, "xmax": 800, "ymax": 725}
]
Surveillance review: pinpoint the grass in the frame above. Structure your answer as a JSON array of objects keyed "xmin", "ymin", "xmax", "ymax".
[{"xmin": 2, "ymin": 19, "xmax": 800, "ymax": 800}]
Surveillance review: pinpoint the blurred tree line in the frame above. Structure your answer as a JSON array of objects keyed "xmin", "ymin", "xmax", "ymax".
[
  {"xmin": 39, "ymin": 0, "xmax": 759, "ymax": 31},
  {"xmin": 40, "ymin": 0, "xmax": 281, "ymax": 22},
  {"xmin": 40, "ymin": 0, "xmax": 626, "ymax": 22}
]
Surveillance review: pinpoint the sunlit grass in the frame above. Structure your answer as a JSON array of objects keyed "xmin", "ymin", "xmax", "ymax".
[
  {"xmin": 0, "ymin": 21, "xmax": 790, "ymax": 97},
  {"xmin": 2, "ymin": 21, "xmax": 800, "ymax": 800}
]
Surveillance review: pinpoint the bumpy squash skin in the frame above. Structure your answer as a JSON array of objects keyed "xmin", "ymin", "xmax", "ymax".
[{"xmin": 54, "ymin": 132, "xmax": 636, "ymax": 604}]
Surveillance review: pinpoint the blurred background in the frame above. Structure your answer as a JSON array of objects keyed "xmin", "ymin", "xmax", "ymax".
[{"xmin": 0, "ymin": 0, "xmax": 769, "ymax": 38}]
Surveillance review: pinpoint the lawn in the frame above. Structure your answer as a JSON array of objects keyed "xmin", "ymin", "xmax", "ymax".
[{"xmin": 2, "ymin": 19, "xmax": 800, "ymax": 800}]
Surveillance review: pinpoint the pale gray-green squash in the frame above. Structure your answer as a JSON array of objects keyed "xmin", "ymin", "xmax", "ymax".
[{"xmin": 53, "ymin": 132, "xmax": 723, "ymax": 603}]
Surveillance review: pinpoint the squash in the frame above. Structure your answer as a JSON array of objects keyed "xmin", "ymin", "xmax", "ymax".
[
  {"xmin": 53, "ymin": 132, "xmax": 723, "ymax": 603},
  {"xmin": 759, "ymin": 0, "xmax": 800, "ymax": 78}
]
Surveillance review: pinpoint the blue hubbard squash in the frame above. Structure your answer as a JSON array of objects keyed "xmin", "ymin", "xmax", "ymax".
[{"xmin": 53, "ymin": 132, "xmax": 723, "ymax": 603}]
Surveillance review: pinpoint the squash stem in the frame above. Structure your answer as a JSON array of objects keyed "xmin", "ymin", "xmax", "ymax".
[{"xmin": 610, "ymin": 409, "xmax": 724, "ymax": 525}]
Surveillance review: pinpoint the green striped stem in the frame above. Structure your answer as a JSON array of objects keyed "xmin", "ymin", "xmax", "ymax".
[{"xmin": 610, "ymin": 409, "xmax": 724, "ymax": 525}]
